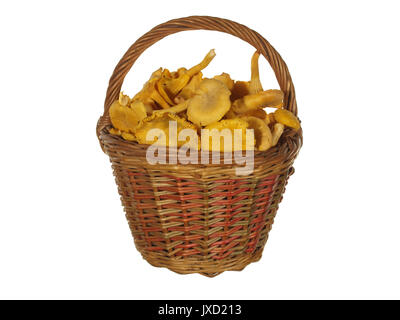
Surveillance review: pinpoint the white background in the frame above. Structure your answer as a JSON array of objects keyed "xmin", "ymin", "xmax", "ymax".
[{"xmin": 1, "ymin": 0, "xmax": 399, "ymax": 300}]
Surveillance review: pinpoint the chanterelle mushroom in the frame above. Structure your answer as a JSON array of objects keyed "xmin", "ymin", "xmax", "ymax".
[
  {"xmin": 175, "ymin": 72, "xmax": 203, "ymax": 103},
  {"xmin": 241, "ymin": 116, "xmax": 273, "ymax": 151},
  {"xmin": 187, "ymin": 79, "xmax": 231, "ymax": 127},
  {"xmin": 133, "ymin": 73, "xmax": 171, "ymax": 110},
  {"xmin": 249, "ymin": 52, "xmax": 263, "ymax": 94},
  {"xmin": 229, "ymin": 51, "xmax": 263, "ymax": 100},
  {"xmin": 109, "ymin": 93, "xmax": 147, "ymax": 133},
  {"xmin": 135, "ymin": 113, "xmax": 197, "ymax": 147},
  {"xmin": 214, "ymin": 73, "xmax": 234, "ymax": 90},
  {"xmin": 187, "ymin": 49, "xmax": 216, "ymax": 77},
  {"xmin": 271, "ymin": 123, "xmax": 285, "ymax": 146},
  {"xmin": 203, "ymin": 118, "xmax": 254, "ymax": 152},
  {"xmin": 274, "ymin": 109, "xmax": 300, "ymax": 130},
  {"xmin": 163, "ymin": 49, "xmax": 216, "ymax": 99},
  {"xmin": 232, "ymin": 89, "xmax": 284, "ymax": 114}
]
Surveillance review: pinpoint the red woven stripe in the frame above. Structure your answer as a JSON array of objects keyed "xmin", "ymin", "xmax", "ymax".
[{"xmin": 245, "ymin": 175, "xmax": 278, "ymax": 253}]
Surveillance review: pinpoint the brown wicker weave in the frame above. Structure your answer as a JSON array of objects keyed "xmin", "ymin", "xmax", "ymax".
[{"xmin": 96, "ymin": 16, "xmax": 302, "ymax": 277}]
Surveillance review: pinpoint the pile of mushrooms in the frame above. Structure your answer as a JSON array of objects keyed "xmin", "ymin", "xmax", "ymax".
[{"xmin": 108, "ymin": 50, "xmax": 300, "ymax": 151}]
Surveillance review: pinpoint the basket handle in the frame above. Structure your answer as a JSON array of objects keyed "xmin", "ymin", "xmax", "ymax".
[{"xmin": 97, "ymin": 15, "xmax": 298, "ymax": 141}]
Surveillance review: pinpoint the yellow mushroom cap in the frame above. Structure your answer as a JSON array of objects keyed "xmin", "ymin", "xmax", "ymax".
[
  {"xmin": 241, "ymin": 116, "xmax": 273, "ymax": 151},
  {"xmin": 109, "ymin": 100, "xmax": 146, "ymax": 133},
  {"xmin": 135, "ymin": 113, "xmax": 197, "ymax": 147},
  {"xmin": 274, "ymin": 109, "xmax": 301, "ymax": 130},
  {"xmin": 213, "ymin": 73, "xmax": 234, "ymax": 90},
  {"xmin": 203, "ymin": 118, "xmax": 253, "ymax": 152},
  {"xmin": 187, "ymin": 79, "xmax": 231, "ymax": 127},
  {"xmin": 130, "ymin": 100, "xmax": 147, "ymax": 118},
  {"xmin": 205, "ymin": 118, "xmax": 249, "ymax": 131}
]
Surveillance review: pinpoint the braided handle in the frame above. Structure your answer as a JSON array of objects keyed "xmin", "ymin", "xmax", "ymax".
[{"xmin": 97, "ymin": 16, "xmax": 297, "ymax": 140}]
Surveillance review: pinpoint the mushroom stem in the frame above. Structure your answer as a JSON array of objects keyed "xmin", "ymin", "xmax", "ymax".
[
  {"xmin": 165, "ymin": 73, "xmax": 191, "ymax": 97},
  {"xmin": 150, "ymin": 88, "xmax": 171, "ymax": 109},
  {"xmin": 156, "ymin": 79, "xmax": 175, "ymax": 105},
  {"xmin": 249, "ymin": 52, "xmax": 263, "ymax": 94},
  {"xmin": 187, "ymin": 49, "xmax": 216, "ymax": 77},
  {"xmin": 119, "ymin": 92, "xmax": 131, "ymax": 106},
  {"xmin": 272, "ymin": 123, "xmax": 285, "ymax": 146},
  {"xmin": 176, "ymin": 72, "xmax": 203, "ymax": 102}
]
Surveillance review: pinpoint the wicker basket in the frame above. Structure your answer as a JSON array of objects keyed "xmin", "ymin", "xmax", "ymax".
[{"xmin": 96, "ymin": 16, "xmax": 302, "ymax": 277}]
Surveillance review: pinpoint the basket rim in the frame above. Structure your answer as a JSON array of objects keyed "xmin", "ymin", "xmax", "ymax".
[
  {"xmin": 99, "ymin": 125, "xmax": 302, "ymax": 178},
  {"xmin": 100, "ymin": 124, "xmax": 301, "ymax": 154}
]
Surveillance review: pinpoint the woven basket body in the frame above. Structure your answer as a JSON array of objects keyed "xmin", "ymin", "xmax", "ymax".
[{"xmin": 97, "ymin": 16, "xmax": 302, "ymax": 277}]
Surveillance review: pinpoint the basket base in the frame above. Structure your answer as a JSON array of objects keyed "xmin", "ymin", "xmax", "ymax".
[{"xmin": 139, "ymin": 248, "xmax": 264, "ymax": 277}]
